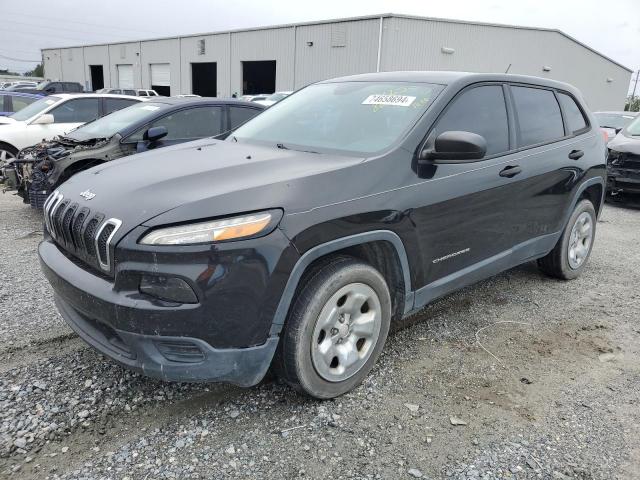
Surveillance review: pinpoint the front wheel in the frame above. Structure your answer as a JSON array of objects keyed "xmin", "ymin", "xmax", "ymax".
[
  {"xmin": 274, "ymin": 256, "xmax": 392, "ymax": 399},
  {"xmin": 538, "ymin": 199, "xmax": 596, "ymax": 280}
]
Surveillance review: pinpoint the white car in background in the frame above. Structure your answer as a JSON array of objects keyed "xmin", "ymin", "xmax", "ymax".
[
  {"xmin": 0, "ymin": 93, "xmax": 145, "ymax": 161},
  {"xmin": 253, "ymin": 91, "xmax": 293, "ymax": 106}
]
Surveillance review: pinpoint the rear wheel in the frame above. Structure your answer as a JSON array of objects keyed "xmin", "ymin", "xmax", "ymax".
[
  {"xmin": 538, "ymin": 199, "xmax": 596, "ymax": 280},
  {"xmin": 274, "ymin": 256, "xmax": 391, "ymax": 399}
]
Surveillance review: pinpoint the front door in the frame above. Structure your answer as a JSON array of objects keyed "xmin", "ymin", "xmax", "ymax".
[{"xmin": 408, "ymin": 84, "xmax": 527, "ymax": 295}]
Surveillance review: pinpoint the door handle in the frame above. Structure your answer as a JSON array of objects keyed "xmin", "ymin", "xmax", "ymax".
[
  {"xmin": 568, "ymin": 149, "xmax": 584, "ymax": 160},
  {"xmin": 499, "ymin": 165, "xmax": 522, "ymax": 178}
]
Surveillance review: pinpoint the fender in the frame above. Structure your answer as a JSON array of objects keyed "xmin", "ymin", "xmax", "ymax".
[
  {"xmin": 564, "ymin": 175, "xmax": 606, "ymax": 223},
  {"xmin": 268, "ymin": 230, "xmax": 414, "ymax": 336}
]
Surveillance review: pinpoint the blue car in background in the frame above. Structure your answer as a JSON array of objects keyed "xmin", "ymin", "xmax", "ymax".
[{"xmin": 0, "ymin": 92, "xmax": 42, "ymax": 116}]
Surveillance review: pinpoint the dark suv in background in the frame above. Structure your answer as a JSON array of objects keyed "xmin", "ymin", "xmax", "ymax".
[
  {"xmin": 13, "ymin": 81, "xmax": 84, "ymax": 95},
  {"xmin": 39, "ymin": 72, "xmax": 605, "ymax": 398}
]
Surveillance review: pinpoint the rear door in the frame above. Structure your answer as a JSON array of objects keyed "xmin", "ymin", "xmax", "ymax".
[{"xmin": 506, "ymin": 85, "xmax": 589, "ymax": 244}]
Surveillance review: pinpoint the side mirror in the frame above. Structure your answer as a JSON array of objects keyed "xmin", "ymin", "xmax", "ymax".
[
  {"xmin": 144, "ymin": 126, "xmax": 168, "ymax": 143},
  {"xmin": 31, "ymin": 114, "xmax": 54, "ymax": 125},
  {"xmin": 45, "ymin": 87, "xmax": 55, "ymax": 93},
  {"xmin": 420, "ymin": 131, "xmax": 487, "ymax": 163}
]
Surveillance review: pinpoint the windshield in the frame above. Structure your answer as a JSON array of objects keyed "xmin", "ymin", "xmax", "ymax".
[
  {"xmin": 594, "ymin": 112, "xmax": 637, "ymax": 130},
  {"xmin": 10, "ymin": 96, "xmax": 61, "ymax": 121},
  {"xmin": 232, "ymin": 82, "xmax": 443, "ymax": 155},
  {"xmin": 66, "ymin": 102, "xmax": 167, "ymax": 141},
  {"xmin": 626, "ymin": 115, "xmax": 640, "ymax": 136}
]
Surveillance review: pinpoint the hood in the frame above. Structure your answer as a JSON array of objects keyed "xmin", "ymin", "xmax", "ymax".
[
  {"xmin": 609, "ymin": 132, "xmax": 640, "ymax": 155},
  {"xmin": 0, "ymin": 116, "xmax": 19, "ymax": 125},
  {"xmin": 56, "ymin": 138, "xmax": 365, "ymax": 236}
]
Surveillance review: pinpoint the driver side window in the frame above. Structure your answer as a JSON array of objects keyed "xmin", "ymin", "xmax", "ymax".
[
  {"xmin": 431, "ymin": 85, "xmax": 509, "ymax": 157},
  {"xmin": 127, "ymin": 106, "xmax": 224, "ymax": 142}
]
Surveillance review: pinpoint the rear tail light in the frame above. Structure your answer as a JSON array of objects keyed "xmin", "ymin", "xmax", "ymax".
[{"xmin": 601, "ymin": 128, "xmax": 609, "ymax": 143}]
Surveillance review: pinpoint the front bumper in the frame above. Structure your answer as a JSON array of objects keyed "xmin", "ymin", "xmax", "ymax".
[
  {"xmin": 39, "ymin": 228, "xmax": 298, "ymax": 385},
  {"xmin": 54, "ymin": 295, "xmax": 278, "ymax": 385},
  {"xmin": 607, "ymin": 167, "xmax": 640, "ymax": 194}
]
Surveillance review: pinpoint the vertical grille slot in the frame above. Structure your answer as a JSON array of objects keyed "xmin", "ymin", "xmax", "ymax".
[
  {"xmin": 83, "ymin": 217, "xmax": 101, "ymax": 259},
  {"xmin": 71, "ymin": 208, "xmax": 89, "ymax": 251},
  {"xmin": 51, "ymin": 200, "xmax": 69, "ymax": 240},
  {"xmin": 61, "ymin": 203, "xmax": 78, "ymax": 248}
]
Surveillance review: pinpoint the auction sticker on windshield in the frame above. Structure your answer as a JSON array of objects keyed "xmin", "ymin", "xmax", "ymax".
[{"xmin": 362, "ymin": 95, "xmax": 416, "ymax": 106}]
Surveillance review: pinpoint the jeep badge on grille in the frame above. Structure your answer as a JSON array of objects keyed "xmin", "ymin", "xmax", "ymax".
[{"xmin": 79, "ymin": 190, "xmax": 96, "ymax": 201}]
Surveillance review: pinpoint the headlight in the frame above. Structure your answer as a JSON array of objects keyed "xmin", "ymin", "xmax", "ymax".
[{"xmin": 139, "ymin": 212, "xmax": 274, "ymax": 245}]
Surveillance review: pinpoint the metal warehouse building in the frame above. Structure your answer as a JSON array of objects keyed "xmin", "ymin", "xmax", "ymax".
[{"xmin": 42, "ymin": 13, "xmax": 632, "ymax": 110}]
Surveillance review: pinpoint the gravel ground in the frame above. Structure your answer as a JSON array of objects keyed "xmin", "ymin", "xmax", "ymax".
[{"xmin": 0, "ymin": 191, "xmax": 639, "ymax": 479}]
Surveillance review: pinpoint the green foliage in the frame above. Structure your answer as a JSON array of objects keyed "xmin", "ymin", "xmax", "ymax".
[
  {"xmin": 24, "ymin": 64, "xmax": 44, "ymax": 78},
  {"xmin": 625, "ymin": 96, "xmax": 640, "ymax": 112}
]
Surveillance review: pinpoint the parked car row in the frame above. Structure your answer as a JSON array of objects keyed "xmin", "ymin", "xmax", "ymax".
[
  {"xmin": 8, "ymin": 98, "xmax": 264, "ymax": 207},
  {"xmin": 96, "ymin": 88, "xmax": 161, "ymax": 97},
  {"xmin": 0, "ymin": 80, "xmax": 38, "ymax": 90},
  {"xmin": 27, "ymin": 71, "xmax": 608, "ymax": 399}
]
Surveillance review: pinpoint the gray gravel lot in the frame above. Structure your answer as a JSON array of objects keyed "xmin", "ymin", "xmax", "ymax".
[{"xmin": 0, "ymin": 191, "xmax": 639, "ymax": 479}]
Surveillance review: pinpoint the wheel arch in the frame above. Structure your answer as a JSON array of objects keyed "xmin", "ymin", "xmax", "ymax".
[
  {"xmin": 269, "ymin": 230, "xmax": 414, "ymax": 336},
  {"xmin": 566, "ymin": 176, "xmax": 605, "ymax": 224}
]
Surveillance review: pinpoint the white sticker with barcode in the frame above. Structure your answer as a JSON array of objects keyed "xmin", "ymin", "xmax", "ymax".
[{"xmin": 362, "ymin": 94, "xmax": 416, "ymax": 107}]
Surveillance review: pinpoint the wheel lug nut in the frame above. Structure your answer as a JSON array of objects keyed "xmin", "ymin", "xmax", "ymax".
[
  {"xmin": 331, "ymin": 328, "xmax": 338, "ymax": 335},
  {"xmin": 338, "ymin": 316, "xmax": 345, "ymax": 323}
]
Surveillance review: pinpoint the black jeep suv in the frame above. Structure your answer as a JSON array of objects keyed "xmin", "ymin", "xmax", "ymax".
[{"xmin": 39, "ymin": 72, "xmax": 605, "ymax": 398}]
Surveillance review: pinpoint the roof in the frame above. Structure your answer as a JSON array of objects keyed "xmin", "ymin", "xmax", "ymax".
[
  {"xmin": 593, "ymin": 111, "xmax": 639, "ymax": 115},
  {"xmin": 0, "ymin": 91, "xmax": 42, "ymax": 98},
  {"xmin": 40, "ymin": 13, "xmax": 632, "ymax": 73},
  {"xmin": 52, "ymin": 93, "xmax": 148, "ymax": 100},
  {"xmin": 143, "ymin": 97, "xmax": 265, "ymax": 108},
  {"xmin": 324, "ymin": 71, "xmax": 579, "ymax": 92}
]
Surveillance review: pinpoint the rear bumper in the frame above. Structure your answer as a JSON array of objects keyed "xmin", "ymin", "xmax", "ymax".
[{"xmin": 55, "ymin": 294, "xmax": 278, "ymax": 386}]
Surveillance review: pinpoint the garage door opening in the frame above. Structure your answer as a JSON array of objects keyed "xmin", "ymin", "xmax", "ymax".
[
  {"xmin": 191, "ymin": 62, "xmax": 217, "ymax": 97},
  {"xmin": 117, "ymin": 64, "xmax": 134, "ymax": 89},
  {"xmin": 242, "ymin": 60, "xmax": 276, "ymax": 95},
  {"xmin": 90, "ymin": 65, "xmax": 104, "ymax": 91},
  {"xmin": 150, "ymin": 63, "xmax": 171, "ymax": 96}
]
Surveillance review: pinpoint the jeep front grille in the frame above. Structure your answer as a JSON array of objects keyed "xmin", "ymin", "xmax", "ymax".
[{"xmin": 44, "ymin": 191, "xmax": 122, "ymax": 274}]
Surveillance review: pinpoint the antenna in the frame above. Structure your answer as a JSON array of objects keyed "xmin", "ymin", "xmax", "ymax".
[{"xmin": 505, "ymin": 63, "xmax": 512, "ymax": 74}]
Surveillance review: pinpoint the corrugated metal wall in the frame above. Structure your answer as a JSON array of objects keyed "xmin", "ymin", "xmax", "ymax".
[
  {"xmin": 42, "ymin": 15, "xmax": 632, "ymax": 109},
  {"xmin": 230, "ymin": 27, "xmax": 295, "ymax": 95},
  {"xmin": 141, "ymin": 38, "xmax": 181, "ymax": 94},
  {"xmin": 294, "ymin": 19, "xmax": 380, "ymax": 88},
  {"xmin": 83, "ymin": 45, "xmax": 110, "ymax": 90},
  {"xmin": 379, "ymin": 17, "xmax": 629, "ymax": 110},
  {"xmin": 180, "ymin": 34, "xmax": 231, "ymax": 97}
]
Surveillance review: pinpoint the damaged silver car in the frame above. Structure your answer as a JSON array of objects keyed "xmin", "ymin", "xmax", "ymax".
[
  {"xmin": 607, "ymin": 114, "xmax": 640, "ymax": 197},
  {"xmin": 4, "ymin": 97, "xmax": 265, "ymax": 208}
]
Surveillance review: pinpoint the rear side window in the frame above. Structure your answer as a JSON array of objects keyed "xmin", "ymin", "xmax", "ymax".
[
  {"xmin": 104, "ymin": 98, "xmax": 138, "ymax": 115},
  {"xmin": 557, "ymin": 93, "xmax": 587, "ymax": 134},
  {"xmin": 512, "ymin": 86, "xmax": 564, "ymax": 147},
  {"xmin": 229, "ymin": 106, "xmax": 262, "ymax": 129},
  {"xmin": 431, "ymin": 85, "xmax": 509, "ymax": 156}
]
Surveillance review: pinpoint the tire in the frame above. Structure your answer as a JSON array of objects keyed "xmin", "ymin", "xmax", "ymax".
[
  {"xmin": 274, "ymin": 256, "xmax": 392, "ymax": 399},
  {"xmin": 537, "ymin": 199, "xmax": 596, "ymax": 280},
  {"xmin": 0, "ymin": 142, "xmax": 18, "ymax": 164}
]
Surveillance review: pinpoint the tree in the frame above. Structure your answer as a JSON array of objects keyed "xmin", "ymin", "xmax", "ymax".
[
  {"xmin": 625, "ymin": 97, "xmax": 640, "ymax": 113},
  {"xmin": 24, "ymin": 63, "xmax": 44, "ymax": 78}
]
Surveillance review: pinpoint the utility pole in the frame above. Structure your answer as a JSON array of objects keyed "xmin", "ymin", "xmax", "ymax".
[{"xmin": 632, "ymin": 69, "xmax": 639, "ymax": 101}]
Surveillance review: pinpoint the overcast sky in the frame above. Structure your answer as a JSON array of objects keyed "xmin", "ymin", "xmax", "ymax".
[{"xmin": 1, "ymin": 0, "xmax": 638, "ymax": 90}]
